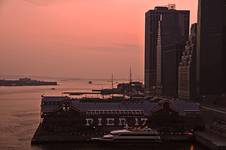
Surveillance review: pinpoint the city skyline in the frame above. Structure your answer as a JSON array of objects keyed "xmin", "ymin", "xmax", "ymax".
[
  {"xmin": 144, "ymin": 6, "xmax": 190, "ymax": 96},
  {"xmin": 0, "ymin": 0, "xmax": 197, "ymax": 79},
  {"xmin": 1, "ymin": 1, "xmax": 226, "ymax": 149}
]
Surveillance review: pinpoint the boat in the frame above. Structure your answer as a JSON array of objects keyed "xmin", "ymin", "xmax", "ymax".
[{"xmin": 91, "ymin": 128, "xmax": 161, "ymax": 144}]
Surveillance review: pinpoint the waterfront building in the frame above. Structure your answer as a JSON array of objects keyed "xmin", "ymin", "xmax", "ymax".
[
  {"xmin": 38, "ymin": 96, "xmax": 203, "ymax": 138},
  {"xmin": 144, "ymin": 5, "xmax": 190, "ymax": 97},
  {"xmin": 178, "ymin": 24, "xmax": 197, "ymax": 100},
  {"xmin": 117, "ymin": 81, "xmax": 144, "ymax": 95},
  {"xmin": 197, "ymin": 0, "xmax": 226, "ymax": 95}
]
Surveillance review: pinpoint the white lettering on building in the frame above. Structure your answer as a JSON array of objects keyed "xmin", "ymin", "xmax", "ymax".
[
  {"xmin": 85, "ymin": 118, "xmax": 94, "ymax": 126},
  {"xmin": 141, "ymin": 118, "xmax": 148, "ymax": 126},
  {"xmin": 98, "ymin": 118, "xmax": 102, "ymax": 126},
  {"xmin": 119, "ymin": 118, "xmax": 127, "ymax": 127},
  {"xmin": 106, "ymin": 118, "xmax": 115, "ymax": 126},
  {"xmin": 135, "ymin": 118, "xmax": 139, "ymax": 126}
]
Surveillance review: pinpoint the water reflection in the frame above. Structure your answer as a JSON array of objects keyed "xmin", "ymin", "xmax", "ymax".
[
  {"xmin": 190, "ymin": 144, "xmax": 194, "ymax": 150},
  {"xmin": 31, "ymin": 142, "xmax": 204, "ymax": 150},
  {"xmin": 0, "ymin": 79, "xmax": 205, "ymax": 150}
]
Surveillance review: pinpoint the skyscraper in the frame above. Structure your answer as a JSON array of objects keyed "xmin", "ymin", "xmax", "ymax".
[
  {"xmin": 145, "ymin": 6, "xmax": 190, "ymax": 97},
  {"xmin": 197, "ymin": 0, "xmax": 226, "ymax": 95},
  {"xmin": 178, "ymin": 24, "xmax": 197, "ymax": 100},
  {"xmin": 223, "ymin": 1, "xmax": 226, "ymax": 94}
]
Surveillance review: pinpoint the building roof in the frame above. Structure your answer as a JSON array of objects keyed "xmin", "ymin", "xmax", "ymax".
[{"xmin": 41, "ymin": 96, "xmax": 200, "ymax": 116}]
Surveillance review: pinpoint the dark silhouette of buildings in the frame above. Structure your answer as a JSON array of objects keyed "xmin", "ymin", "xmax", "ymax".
[
  {"xmin": 178, "ymin": 24, "xmax": 197, "ymax": 100},
  {"xmin": 224, "ymin": 1, "xmax": 226, "ymax": 94},
  {"xmin": 197, "ymin": 0, "xmax": 226, "ymax": 95},
  {"xmin": 145, "ymin": 6, "xmax": 190, "ymax": 97}
]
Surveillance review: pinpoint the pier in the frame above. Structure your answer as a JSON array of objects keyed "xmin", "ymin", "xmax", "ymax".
[
  {"xmin": 195, "ymin": 131, "xmax": 226, "ymax": 150},
  {"xmin": 194, "ymin": 104, "xmax": 226, "ymax": 150}
]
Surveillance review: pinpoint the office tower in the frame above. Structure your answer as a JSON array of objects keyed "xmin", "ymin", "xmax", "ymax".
[
  {"xmin": 197, "ymin": 0, "xmax": 226, "ymax": 95},
  {"xmin": 145, "ymin": 5, "xmax": 190, "ymax": 97},
  {"xmin": 223, "ymin": 1, "xmax": 226, "ymax": 94},
  {"xmin": 178, "ymin": 24, "xmax": 197, "ymax": 100}
]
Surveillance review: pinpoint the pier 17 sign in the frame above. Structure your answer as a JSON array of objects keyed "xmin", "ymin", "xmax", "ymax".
[{"xmin": 85, "ymin": 117, "xmax": 148, "ymax": 127}]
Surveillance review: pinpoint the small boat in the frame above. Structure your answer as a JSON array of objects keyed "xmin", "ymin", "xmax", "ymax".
[{"xmin": 92, "ymin": 128, "xmax": 161, "ymax": 144}]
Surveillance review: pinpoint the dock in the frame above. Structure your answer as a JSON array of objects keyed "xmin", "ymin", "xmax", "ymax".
[
  {"xmin": 31, "ymin": 124, "xmax": 88, "ymax": 144},
  {"xmin": 195, "ymin": 131, "xmax": 226, "ymax": 150},
  {"xmin": 194, "ymin": 104, "xmax": 226, "ymax": 150},
  {"xmin": 32, "ymin": 124, "xmax": 195, "ymax": 145}
]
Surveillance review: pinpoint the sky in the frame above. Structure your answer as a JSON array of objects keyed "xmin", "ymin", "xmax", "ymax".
[{"xmin": 0, "ymin": 0, "xmax": 197, "ymax": 80}]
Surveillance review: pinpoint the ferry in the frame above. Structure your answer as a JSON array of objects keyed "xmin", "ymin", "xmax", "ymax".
[{"xmin": 92, "ymin": 128, "xmax": 161, "ymax": 144}]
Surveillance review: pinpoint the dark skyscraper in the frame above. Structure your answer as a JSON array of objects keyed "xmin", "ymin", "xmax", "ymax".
[
  {"xmin": 145, "ymin": 6, "xmax": 190, "ymax": 97},
  {"xmin": 178, "ymin": 24, "xmax": 197, "ymax": 100},
  {"xmin": 197, "ymin": 0, "xmax": 226, "ymax": 95},
  {"xmin": 223, "ymin": 1, "xmax": 226, "ymax": 94}
]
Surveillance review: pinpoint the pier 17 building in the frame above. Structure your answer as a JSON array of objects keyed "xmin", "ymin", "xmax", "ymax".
[{"xmin": 31, "ymin": 96, "xmax": 204, "ymax": 143}]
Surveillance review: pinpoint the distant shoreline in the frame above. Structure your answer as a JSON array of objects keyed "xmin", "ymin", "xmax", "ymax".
[{"xmin": 0, "ymin": 78, "xmax": 57, "ymax": 87}]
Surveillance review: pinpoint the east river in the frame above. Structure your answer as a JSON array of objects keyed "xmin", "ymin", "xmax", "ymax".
[{"xmin": 0, "ymin": 79, "xmax": 206, "ymax": 150}]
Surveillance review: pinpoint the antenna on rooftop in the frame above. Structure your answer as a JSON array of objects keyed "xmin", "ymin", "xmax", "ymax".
[
  {"xmin": 158, "ymin": 4, "xmax": 176, "ymax": 10},
  {"xmin": 168, "ymin": 4, "xmax": 176, "ymax": 9},
  {"xmin": 111, "ymin": 73, "xmax": 114, "ymax": 98},
  {"xmin": 111, "ymin": 73, "xmax": 114, "ymax": 90},
  {"xmin": 129, "ymin": 66, "xmax": 132, "ymax": 83}
]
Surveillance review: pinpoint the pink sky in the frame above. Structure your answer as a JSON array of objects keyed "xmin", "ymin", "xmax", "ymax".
[{"xmin": 0, "ymin": 0, "xmax": 197, "ymax": 80}]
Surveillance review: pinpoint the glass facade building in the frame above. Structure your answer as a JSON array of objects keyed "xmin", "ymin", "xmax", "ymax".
[
  {"xmin": 197, "ymin": 0, "xmax": 226, "ymax": 95},
  {"xmin": 145, "ymin": 6, "xmax": 189, "ymax": 97}
]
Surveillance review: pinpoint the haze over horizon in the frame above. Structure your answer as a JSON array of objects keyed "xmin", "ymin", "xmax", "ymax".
[{"xmin": 0, "ymin": 0, "xmax": 197, "ymax": 80}]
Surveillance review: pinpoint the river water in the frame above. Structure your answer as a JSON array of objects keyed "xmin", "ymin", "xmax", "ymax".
[{"xmin": 0, "ymin": 79, "xmax": 205, "ymax": 150}]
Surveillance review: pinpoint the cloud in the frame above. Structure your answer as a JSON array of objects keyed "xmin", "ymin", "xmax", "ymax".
[
  {"xmin": 115, "ymin": 42, "xmax": 140, "ymax": 50},
  {"xmin": 23, "ymin": 0, "xmax": 59, "ymax": 6},
  {"xmin": 83, "ymin": 42, "xmax": 140, "ymax": 53}
]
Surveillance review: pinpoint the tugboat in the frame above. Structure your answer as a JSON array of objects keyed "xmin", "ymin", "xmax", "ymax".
[{"xmin": 92, "ymin": 128, "xmax": 161, "ymax": 145}]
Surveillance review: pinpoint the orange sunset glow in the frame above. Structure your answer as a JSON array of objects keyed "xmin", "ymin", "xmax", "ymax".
[{"xmin": 0, "ymin": 0, "xmax": 197, "ymax": 79}]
